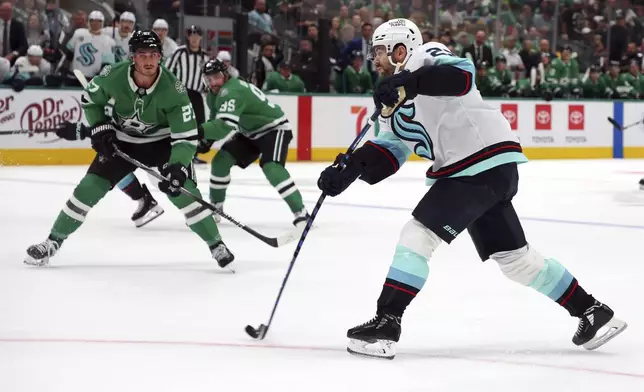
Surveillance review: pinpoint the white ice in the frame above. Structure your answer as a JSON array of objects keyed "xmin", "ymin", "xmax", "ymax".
[{"xmin": 1, "ymin": 160, "xmax": 643, "ymax": 392}]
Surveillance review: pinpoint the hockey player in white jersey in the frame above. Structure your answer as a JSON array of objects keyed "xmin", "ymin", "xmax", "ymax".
[
  {"xmin": 317, "ymin": 18, "xmax": 627, "ymax": 360},
  {"xmin": 152, "ymin": 19, "xmax": 178, "ymax": 61},
  {"xmin": 66, "ymin": 10, "xmax": 116, "ymax": 81},
  {"xmin": 102, "ymin": 11, "xmax": 135, "ymax": 62}
]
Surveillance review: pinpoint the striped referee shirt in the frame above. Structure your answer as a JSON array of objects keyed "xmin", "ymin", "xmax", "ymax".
[{"xmin": 165, "ymin": 45, "xmax": 209, "ymax": 91}]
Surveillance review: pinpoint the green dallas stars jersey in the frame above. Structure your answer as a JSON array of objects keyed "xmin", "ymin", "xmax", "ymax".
[
  {"xmin": 201, "ymin": 78, "xmax": 288, "ymax": 141},
  {"xmin": 81, "ymin": 61, "xmax": 199, "ymax": 167}
]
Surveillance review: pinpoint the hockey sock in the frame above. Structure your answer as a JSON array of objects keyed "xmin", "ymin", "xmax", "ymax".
[
  {"xmin": 209, "ymin": 149, "xmax": 235, "ymax": 204},
  {"xmin": 49, "ymin": 174, "xmax": 111, "ymax": 242},
  {"xmin": 377, "ymin": 219, "xmax": 440, "ymax": 317},
  {"xmin": 262, "ymin": 162, "xmax": 305, "ymax": 213},
  {"xmin": 493, "ymin": 246, "xmax": 595, "ymax": 317},
  {"xmin": 116, "ymin": 173, "xmax": 146, "ymax": 200},
  {"xmin": 167, "ymin": 179, "xmax": 221, "ymax": 246}
]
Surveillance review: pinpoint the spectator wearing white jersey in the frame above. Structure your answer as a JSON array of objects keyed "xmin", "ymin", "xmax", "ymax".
[
  {"xmin": 14, "ymin": 44, "xmax": 51, "ymax": 78},
  {"xmin": 103, "ymin": 11, "xmax": 135, "ymax": 62},
  {"xmin": 152, "ymin": 18, "xmax": 177, "ymax": 61},
  {"xmin": 216, "ymin": 50, "xmax": 239, "ymax": 78}
]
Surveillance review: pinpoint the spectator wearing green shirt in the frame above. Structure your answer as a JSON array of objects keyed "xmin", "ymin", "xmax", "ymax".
[
  {"xmin": 263, "ymin": 61, "xmax": 306, "ymax": 93},
  {"xmin": 336, "ymin": 50, "xmax": 373, "ymax": 94}
]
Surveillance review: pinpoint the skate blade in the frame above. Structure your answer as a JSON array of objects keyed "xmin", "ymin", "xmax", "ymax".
[
  {"xmin": 583, "ymin": 317, "xmax": 628, "ymax": 350},
  {"xmin": 218, "ymin": 260, "xmax": 236, "ymax": 273},
  {"xmin": 134, "ymin": 206, "xmax": 165, "ymax": 228},
  {"xmin": 347, "ymin": 338, "xmax": 396, "ymax": 360},
  {"xmin": 24, "ymin": 255, "xmax": 49, "ymax": 267}
]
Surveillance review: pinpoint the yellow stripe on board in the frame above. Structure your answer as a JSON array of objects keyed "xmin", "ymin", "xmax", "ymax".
[
  {"xmin": 623, "ymin": 147, "xmax": 644, "ymax": 158},
  {"xmin": 0, "ymin": 148, "xmax": 301, "ymax": 166},
  {"xmin": 0, "ymin": 147, "xmax": 624, "ymax": 166},
  {"xmin": 311, "ymin": 147, "xmax": 613, "ymax": 161}
]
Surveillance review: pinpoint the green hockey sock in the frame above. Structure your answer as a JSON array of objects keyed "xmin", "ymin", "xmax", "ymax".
[
  {"xmin": 209, "ymin": 149, "xmax": 236, "ymax": 204},
  {"xmin": 50, "ymin": 174, "xmax": 111, "ymax": 242},
  {"xmin": 262, "ymin": 162, "xmax": 305, "ymax": 213},
  {"xmin": 168, "ymin": 180, "xmax": 221, "ymax": 246}
]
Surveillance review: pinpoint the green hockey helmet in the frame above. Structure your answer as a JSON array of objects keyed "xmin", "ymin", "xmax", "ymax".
[{"xmin": 495, "ymin": 54, "xmax": 507, "ymax": 63}]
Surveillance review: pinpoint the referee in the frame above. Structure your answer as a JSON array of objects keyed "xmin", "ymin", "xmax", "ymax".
[{"xmin": 165, "ymin": 25, "xmax": 209, "ymax": 163}]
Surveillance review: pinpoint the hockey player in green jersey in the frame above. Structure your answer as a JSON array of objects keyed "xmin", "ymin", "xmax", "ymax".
[
  {"xmin": 602, "ymin": 61, "xmax": 630, "ymax": 99},
  {"xmin": 622, "ymin": 60, "xmax": 643, "ymax": 99},
  {"xmin": 546, "ymin": 45, "xmax": 581, "ymax": 98},
  {"xmin": 24, "ymin": 31, "xmax": 235, "ymax": 269},
  {"xmin": 336, "ymin": 51, "xmax": 374, "ymax": 94},
  {"xmin": 196, "ymin": 59, "xmax": 310, "ymax": 227},
  {"xmin": 486, "ymin": 55, "xmax": 514, "ymax": 97},
  {"xmin": 582, "ymin": 65, "xmax": 608, "ymax": 99},
  {"xmin": 262, "ymin": 61, "xmax": 306, "ymax": 93},
  {"xmin": 475, "ymin": 61, "xmax": 494, "ymax": 96}
]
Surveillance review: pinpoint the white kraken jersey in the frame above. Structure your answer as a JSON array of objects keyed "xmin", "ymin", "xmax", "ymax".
[
  {"xmin": 102, "ymin": 27, "xmax": 131, "ymax": 62},
  {"xmin": 67, "ymin": 28, "xmax": 116, "ymax": 78},
  {"xmin": 162, "ymin": 37, "xmax": 178, "ymax": 61},
  {"xmin": 373, "ymin": 42, "xmax": 527, "ymax": 184}
]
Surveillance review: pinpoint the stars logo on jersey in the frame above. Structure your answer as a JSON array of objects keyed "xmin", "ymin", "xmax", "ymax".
[
  {"xmin": 391, "ymin": 103, "xmax": 434, "ymax": 160},
  {"xmin": 220, "ymin": 88, "xmax": 228, "ymax": 97},
  {"xmin": 100, "ymin": 65, "xmax": 112, "ymax": 77},
  {"xmin": 175, "ymin": 80, "xmax": 186, "ymax": 94},
  {"xmin": 116, "ymin": 97, "xmax": 158, "ymax": 135}
]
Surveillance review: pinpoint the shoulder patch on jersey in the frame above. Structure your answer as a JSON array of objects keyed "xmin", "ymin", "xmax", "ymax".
[
  {"xmin": 219, "ymin": 88, "xmax": 228, "ymax": 97},
  {"xmin": 175, "ymin": 80, "xmax": 186, "ymax": 94},
  {"xmin": 100, "ymin": 65, "xmax": 112, "ymax": 77}
]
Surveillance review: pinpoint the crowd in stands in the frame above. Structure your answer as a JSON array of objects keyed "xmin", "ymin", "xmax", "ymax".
[{"xmin": 2, "ymin": 0, "xmax": 644, "ymax": 101}]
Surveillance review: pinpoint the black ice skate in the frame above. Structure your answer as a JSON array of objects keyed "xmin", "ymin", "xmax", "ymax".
[
  {"xmin": 192, "ymin": 156, "xmax": 207, "ymax": 164},
  {"xmin": 24, "ymin": 238, "xmax": 61, "ymax": 266},
  {"xmin": 132, "ymin": 185, "xmax": 164, "ymax": 228},
  {"xmin": 639, "ymin": 178, "xmax": 644, "ymax": 190},
  {"xmin": 292, "ymin": 209, "xmax": 310, "ymax": 229},
  {"xmin": 210, "ymin": 240, "xmax": 235, "ymax": 271},
  {"xmin": 346, "ymin": 314, "xmax": 401, "ymax": 360},
  {"xmin": 573, "ymin": 301, "xmax": 627, "ymax": 350}
]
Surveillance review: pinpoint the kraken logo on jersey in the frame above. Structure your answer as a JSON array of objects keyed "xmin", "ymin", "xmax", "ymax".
[
  {"xmin": 391, "ymin": 103, "xmax": 434, "ymax": 160},
  {"xmin": 78, "ymin": 43, "xmax": 99, "ymax": 66},
  {"xmin": 115, "ymin": 46, "xmax": 127, "ymax": 62}
]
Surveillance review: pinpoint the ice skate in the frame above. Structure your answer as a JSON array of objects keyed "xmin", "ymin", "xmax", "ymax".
[
  {"xmin": 292, "ymin": 208, "xmax": 311, "ymax": 229},
  {"xmin": 24, "ymin": 238, "xmax": 61, "ymax": 266},
  {"xmin": 639, "ymin": 178, "xmax": 644, "ymax": 190},
  {"xmin": 346, "ymin": 313, "xmax": 401, "ymax": 360},
  {"xmin": 573, "ymin": 301, "xmax": 627, "ymax": 350},
  {"xmin": 192, "ymin": 156, "xmax": 207, "ymax": 165},
  {"xmin": 132, "ymin": 185, "xmax": 164, "ymax": 228},
  {"xmin": 210, "ymin": 240, "xmax": 235, "ymax": 271}
]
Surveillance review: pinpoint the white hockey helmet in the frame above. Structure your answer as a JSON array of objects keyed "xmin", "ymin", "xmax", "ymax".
[
  {"xmin": 152, "ymin": 19, "xmax": 169, "ymax": 30},
  {"xmin": 120, "ymin": 11, "xmax": 136, "ymax": 23},
  {"xmin": 27, "ymin": 45, "xmax": 43, "ymax": 57},
  {"xmin": 88, "ymin": 10, "xmax": 105, "ymax": 22},
  {"xmin": 370, "ymin": 18, "xmax": 422, "ymax": 70}
]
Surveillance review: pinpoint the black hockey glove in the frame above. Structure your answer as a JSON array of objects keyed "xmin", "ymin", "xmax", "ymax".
[
  {"xmin": 55, "ymin": 121, "xmax": 89, "ymax": 141},
  {"xmin": 317, "ymin": 153, "xmax": 363, "ymax": 197},
  {"xmin": 159, "ymin": 163, "xmax": 189, "ymax": 197},
  {"xmin": 90, "ymin": 123, "xmax": 118, "ymax": 158},
  {"xmin": 196, "ymin": 139, "xmax": 215, "ymax": 154},
  {"xmin": 374, "ymin": 70, "xmax": 417, "ymax": 110}
]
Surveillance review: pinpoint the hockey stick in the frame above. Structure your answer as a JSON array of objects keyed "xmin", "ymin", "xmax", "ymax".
[
  {"xmin": 607, "ymin": 116, "xmax": 642, "ymax": 131},
  {"xmin": 245, "ymin": 108, "xmax": 381, "ymax": 340},
  {"xmin": 113, "ymin": 146, "xmax": 300, "ymax": 247}
]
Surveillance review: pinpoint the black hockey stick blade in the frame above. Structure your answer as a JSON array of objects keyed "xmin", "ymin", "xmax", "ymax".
[
  {"xmin": 245, "ymin": 324, "xmax": 268, "ymax": 340},
  {"xmin": 113, "ymin": 146, "xmax": 301, "ymax": 247},
  {"xmin": 607, "ymin": 117, "xmax": 624, "ymax": 131}
]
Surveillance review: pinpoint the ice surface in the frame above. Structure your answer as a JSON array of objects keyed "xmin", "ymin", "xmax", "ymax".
[{"xmin": 1, "ymin": 160, "xmax": 643, "ymax": 392}]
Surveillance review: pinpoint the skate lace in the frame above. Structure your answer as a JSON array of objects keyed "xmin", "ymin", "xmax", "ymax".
[
  {"xmin": 358, "ymin": 316, "xmax": 380, "ymax": 328},
  {"xmin": 35, "ymin": 240, "xmax": 59, "ymax": 256}
]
